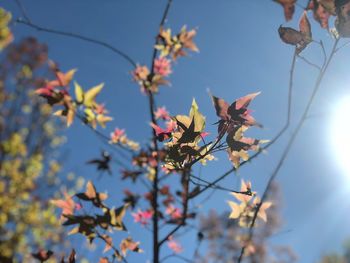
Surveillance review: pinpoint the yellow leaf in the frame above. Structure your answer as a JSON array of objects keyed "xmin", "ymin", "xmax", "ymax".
[
  {"xmin": 84, "ymin": 83, "xmax": 104, "ymax": 107},
  {"xmin": 96, "ymin": 114, "xmax": 113, "ymax": 128},
  {"xmin": 68, "ymin": 226, "xmax": 79, "ymax": 235},
  {"xmin": 227, "ymin": 201, "xmax": 241, "ymax": 219},
  {"xmin": 74, "ymin": 81, "xmax": 84, "ymax": 104},
  {"xmin": 189, "ymin": 98, "xmax": 205, "ymax": 132},
  {"xmin": 66, "ymin": 109, "xmax": 75, "ymax": 127}
]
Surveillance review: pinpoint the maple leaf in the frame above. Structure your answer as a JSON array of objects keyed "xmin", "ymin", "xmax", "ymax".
[
  {"xmin": 120, "ymin": 237, "xmax": 143, "ymax": 257},
  {"xmin": 76, "ymin": 181, "xmax": 108, "ymax": 208},
  {"xmin": 86, "ymin": 151, "xmax": 112, "ymax": 175},
  {"xmin": 227, "ymin": 200, "xmax": 244, "ymax": 219},
  {"xmin": 63, "ymin": 214, "xmax": 97, "ymax": 242},
  {"xmin": 278, "ymin": 11, "xmax": 313, "ymax": 54},
  {"xmin": 231, "ymin": 179, "xmax": 254, "ymax": 203},
  {"xmin": 253, "ymin": 197, "xmax": 273, "ymax": 222},
  {"xmin": 51, "ymin": 192, "xmax": 77, "ymax": 219},
  {"xmin": 226, "ymin": 126, "xmax": 268, "ymax": 168},
  {"xmin": 96, "ymin": 205, "xmax": 128, "ymax": 231},
  {"xmin": 32, "ymin": 250, "xmax": 53, "ymax": 262},
  {"xmin": 307, "ymin": 0, "xmax": 336, "ymax": 29},
  {"xmin": 155, "ymin": 26, "xmax": 199, "ymax": 60},
  {"xmin": 211, "ymin": 92, "xmax": 261, "ymax": 135},
  {"xmin": 47, "ymin": 62, "xmax": 76, "ymax": 87}
]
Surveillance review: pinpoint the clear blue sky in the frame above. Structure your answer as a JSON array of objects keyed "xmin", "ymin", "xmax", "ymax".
[{"xmin": 2, "ymin": 0, "xmax": 350, "ymax": 262}]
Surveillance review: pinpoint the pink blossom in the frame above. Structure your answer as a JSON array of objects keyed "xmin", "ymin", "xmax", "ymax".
[
  {"xmin": 165, "ymin": 120, "xmax": 177, "ymax": 131},
  {"xmin": 154, "ymin": 106, "xmax": 170, "ymax": 120},
  {"xmin": 110, "ymin": 128, "xmax": 125, "ymax": 143},
  {"xmin": 132, "ymin": 209, "xmax": 153, "ymax": 226},
  {"xmin": 200, "ymin": 131, "xmax": 210, "ymax": 138},
  {"xmin": 95, "ymin": 103, "xmax": 108, "ymax": 115},
  {"xmin": 167, "ymin": 236, "xmax": 183, "ymax": 254},
  {"xmin": 132, "ymin": 65, "xmax": 149, "ymax": 81},
  {"xmin": 154, "ymin": 57, "xmax": 172, "ymax": 77},
  {"xmin": 165, "ymin": 205, "xmax": 182, "ymax": 220}
]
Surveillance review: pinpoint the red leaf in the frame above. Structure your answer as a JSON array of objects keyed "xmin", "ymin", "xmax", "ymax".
[{"xmin": 274, "ymin": 0, "xmax": 296, "ymax": 21}]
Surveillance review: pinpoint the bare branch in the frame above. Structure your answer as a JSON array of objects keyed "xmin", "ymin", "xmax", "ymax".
[{"xmin": 15, "ymin": 19, "xmax": 137, "ymax": 68}]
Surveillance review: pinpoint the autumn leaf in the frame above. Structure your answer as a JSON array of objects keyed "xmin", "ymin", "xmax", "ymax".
[
  {"xmin": 227, "ymin": 200, "xmax": 243, "ymax": 219},
  {"xmin": 51, "ymin": 192, "xmax": 77, "ymax": 220},
  {"xmin": 84, "ymin": 83, "xmax": 104, "ymax": 107},
  {"xmin": 278, "ymin": 12, "xmax": 313, "ymax": 54},
  {"xmin": 307, "ymin": 0, "xmax": 336, "ymax": 29},
  {"xmin": 211, "ymin": 92, "xmax": 261, "ymax": 135},
  {"xmin": 231, "ymin": 179, "xmax": 254, "ymax": 203},
  {"xmin": 76, "ymin": 181, "xmax": 108, "ymax": 208},
  {"xmin": 335, "ymin": 0, "xmax": 350, "ymax": 37},
  {"xmin": 300, "ymin": 11, "xmax": 312, "ymax": 42},
  {"xmin": 120, "ymin": 237, "xmax": 143, "ymax": 257},
  {"xmin": 253, "ymin": 197, "xmax": 273, "ymax": 222},
  {"xmin": 47, "ymin": 63, "xmax": 77, "ymax": 87},
  {"xmin": 87, "ymin": 151, "xmax": 112, "ymax": 175},
  {"xmin": 63, "ymin": 215, "xmax": 97, "ymax": 242},
  {"xmin": 31, "ymin": 250, "xmax": 53, "ymax": 262}
]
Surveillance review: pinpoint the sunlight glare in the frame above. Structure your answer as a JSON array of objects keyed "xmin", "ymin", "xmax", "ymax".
[{"xmin": 330, "ymin": 96, "xmax": 350, "ymax": 176}]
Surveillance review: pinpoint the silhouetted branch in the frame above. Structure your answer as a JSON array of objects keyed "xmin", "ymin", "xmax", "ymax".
[{"xmin": 15, "ymin": 16, "xmax": 137, "ymax": 67}]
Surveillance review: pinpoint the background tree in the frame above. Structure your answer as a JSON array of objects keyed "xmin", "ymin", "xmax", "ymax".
[{"xmin": 0, "ymin": 33, "xmax": 74, "ymax": 262}]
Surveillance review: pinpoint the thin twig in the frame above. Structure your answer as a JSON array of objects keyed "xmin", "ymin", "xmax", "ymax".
[
  {"xmin": 15, "ymin": 19, "xmax": 137, "ymax": 68},
  {"xmin": 14, "ymin": 0, "xmax": 32, "ymax": 23},
  {"xmin": 297, "ymin": 55, "xmax": 321, "ymax": 71},
  {"xmin": 335, "ymin": 40, "xmax": 350, "ymax": 53}
]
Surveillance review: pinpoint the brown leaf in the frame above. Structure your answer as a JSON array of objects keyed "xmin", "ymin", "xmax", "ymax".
[
  {"xmin": 299, "ymin": 11, "xmax": 312, "ymax": 41},
  {"xmin": 336, "ymin": 0, "xmax": 350, "ymax": 37},
  {"xmin": 274, "ymin": 0, "xmax": 296, "ymax": 21},
  {"xmin": 278, "ymin": 26, "xmax": 304, "ymax": 45},
  {"xmin": 307, "ymin": 0, "xmax": 335, "ymax": 28}
]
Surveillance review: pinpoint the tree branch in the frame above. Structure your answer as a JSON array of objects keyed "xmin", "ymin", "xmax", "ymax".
[
  {"xmin": 193, "ymin": 49, "xmax": 298, "ymax": 198},
  {"xmin": 15, "ymin": 19, "xmax": 137, "ymax": 67},
  {"xmin": 237, "ymin": 38, "xmax": 340, "ymax": 263}
]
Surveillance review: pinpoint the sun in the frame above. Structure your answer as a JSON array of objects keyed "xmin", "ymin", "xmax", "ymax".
[{"xmin": 330, "ymin": 96, "xmax": 350, "ymax": 176}]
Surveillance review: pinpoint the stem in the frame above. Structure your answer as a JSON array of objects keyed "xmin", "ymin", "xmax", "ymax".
[{"xmin": 148, "ymin": 1, "xmax": 173, "ymax": 262}]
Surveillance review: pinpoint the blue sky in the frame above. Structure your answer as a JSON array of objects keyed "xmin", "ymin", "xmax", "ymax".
[{"xmin": 2, "ymin": 0, "xmax": 350, "ymax": 262}]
